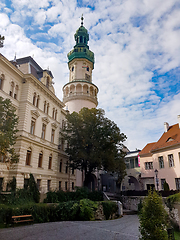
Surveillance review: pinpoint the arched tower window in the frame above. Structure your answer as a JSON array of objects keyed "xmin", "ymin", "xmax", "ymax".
[
  {"xmin": 80, "ymin": 36, "xmax": 83, "ymax": 43},
  {"xmin": 55, "ymin": 110, "xmax": 57, "ymax": 120},
  {"xmin": 47, "ymin": 103, "xmax": 49, "ymax": 115}
]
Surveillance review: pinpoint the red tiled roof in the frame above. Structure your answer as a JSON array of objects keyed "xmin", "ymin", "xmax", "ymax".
[
  {"xmin": 139, "ymin": 142, "xmax": 156, "ymax": 156},
  {"xmin": 151, "ymin": 123, "xmax": 180, "ymax": 151}
]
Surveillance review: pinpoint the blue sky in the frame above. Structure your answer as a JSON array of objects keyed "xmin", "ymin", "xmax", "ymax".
[{"xmin": 1, "ymin": 0, "xmax": 180, "ymax": 150}]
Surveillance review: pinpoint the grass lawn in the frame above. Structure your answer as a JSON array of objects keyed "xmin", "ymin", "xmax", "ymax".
[{"xmin": 175, "ymin": 231, "xmax": 180, "ymax": 240}]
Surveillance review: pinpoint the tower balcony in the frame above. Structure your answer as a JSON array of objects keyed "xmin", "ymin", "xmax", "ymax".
[{"xmin": 63, "ymin": 81, "xmax": 98, "ymax": 106}]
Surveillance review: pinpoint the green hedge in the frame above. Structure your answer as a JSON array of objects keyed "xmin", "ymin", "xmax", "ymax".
[
  {"xmin": 44, "ymin": 187, "xmax": 103, "ymax": 203},
  {"xmin": 0, "ymin": 199, "xmax": 118, "ymax": 226}
]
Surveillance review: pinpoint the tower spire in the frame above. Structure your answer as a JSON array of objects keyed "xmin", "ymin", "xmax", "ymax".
[{"xmin": 81, "ymin": 14, "xmax": 84, "ymax": 26}]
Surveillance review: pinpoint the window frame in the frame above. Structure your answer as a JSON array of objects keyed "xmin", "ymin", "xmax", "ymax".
[{"xmin": 168, "ymin": 154, "xmax": 174, "ymax": 167}]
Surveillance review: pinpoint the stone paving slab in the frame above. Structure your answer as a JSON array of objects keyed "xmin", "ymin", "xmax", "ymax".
[{"xmin": 0, "ymin": 215, "xmax": 140, "ymax": 240}]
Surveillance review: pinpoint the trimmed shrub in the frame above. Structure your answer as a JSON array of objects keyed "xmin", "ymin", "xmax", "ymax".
[
  {"xmin": 44, "ymin": 187, "xmax": 103, "ymax": 203},
  {"xmin": 102, "ymin": 201, "xmax": 118, "ymax": 220},
  {"xmin": 163, "ymin": 181, "xmax": 170, "ymax": 191},
  {"xmin": 0, "ymin": 200, "xmax": 118, "ymax": 226},
  {"xmin": 139, "ymin": 190, "xmax": 169, "ymax": 240}
]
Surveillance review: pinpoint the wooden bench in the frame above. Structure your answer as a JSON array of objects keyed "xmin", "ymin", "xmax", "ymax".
[{"xmin": 12, "ymin": 215, "xmax": 33, "ymax": 225}]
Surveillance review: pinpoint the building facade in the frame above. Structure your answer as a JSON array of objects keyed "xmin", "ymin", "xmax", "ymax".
[
  {"xmin": 0, "ymin": 54, "xmax": 76, "ymax": 193},
  {"xmin": 139, "ymin": 117, "xmax": 180, "ymax": 190}
]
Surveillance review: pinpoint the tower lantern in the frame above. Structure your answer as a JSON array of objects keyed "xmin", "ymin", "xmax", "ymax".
[{"xmin": 63, "ymin": 17, "xmax": 98, "ymax": 113}]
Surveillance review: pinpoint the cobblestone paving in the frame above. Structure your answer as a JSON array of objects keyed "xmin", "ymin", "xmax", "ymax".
[{"xmin": 0, "ymin": 215, "xmax": 140, "ymax": 240}]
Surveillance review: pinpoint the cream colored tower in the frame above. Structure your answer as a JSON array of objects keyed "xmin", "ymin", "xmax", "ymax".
[{"xmin": 63, "ymin": 16, "xmax": 98, "ymax": 113}]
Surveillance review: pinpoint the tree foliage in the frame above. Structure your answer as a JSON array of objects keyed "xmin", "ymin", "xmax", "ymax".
[
  {"xmin": 62, "ymin": 108, "xmax": 127, "ymax": 182},
  {"xmin": 0, "ymin": 97, "xmax": 19, "ymax": 168},
  {"xmin": 139, "ymin": 189, "xmax": 169, "ymax": 240},
  {"xmin": 28, "ymin": 173, "xmax": 40, "ymax": 203}
]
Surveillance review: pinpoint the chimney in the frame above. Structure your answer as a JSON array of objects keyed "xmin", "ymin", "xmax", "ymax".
[
  {"xmin": 164, "ymin": 122, "xmax": 169, "ymax": 132},
  {"xmin": 178, "ymin": 115, "xmax": 180, "ymax": 129}
]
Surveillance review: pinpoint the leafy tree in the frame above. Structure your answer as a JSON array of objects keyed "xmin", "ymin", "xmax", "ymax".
[
  {"xmin": 28, "ymin": 173, "xmax": 40, "ymax": 203},
  {"xmin": 139, "ymin": 189, "xmax": 169, "ymax": 240},
  {"xmin": 0, "ymin": 35, "xmax": 5, "ymax": 48},
  {"xmin": 62, "ymin": 107, "xmax": 127, "ymax": 185},
  {"xmin": 0, "ymin": 97, "xmax": 19, "ymax": 169}
]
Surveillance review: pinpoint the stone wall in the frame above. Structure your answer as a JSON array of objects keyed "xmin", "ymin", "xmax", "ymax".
[{"xmin": 121, "ymin": 196, "xmax": 144, "ymax": 211}]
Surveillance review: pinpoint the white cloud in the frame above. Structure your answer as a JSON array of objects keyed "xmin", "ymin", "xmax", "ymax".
[{"xmin": 1, "ymin": 0, "xmax": 180, "ymax": 151}]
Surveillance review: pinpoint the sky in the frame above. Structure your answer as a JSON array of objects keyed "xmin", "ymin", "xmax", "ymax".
[{"xmin": 0, "ymin": 0, "xmax": 180, "ymax": 151}]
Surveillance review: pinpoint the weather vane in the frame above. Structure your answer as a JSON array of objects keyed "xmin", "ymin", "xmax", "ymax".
[{"xmin": 81, "ymin": 14, "xmax": 84, "ymax": 26}]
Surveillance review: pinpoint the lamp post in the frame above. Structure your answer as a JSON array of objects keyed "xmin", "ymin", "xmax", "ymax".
[{"xmin": 154, "ymin": 169, "xmax": 159, "ymax": 191}]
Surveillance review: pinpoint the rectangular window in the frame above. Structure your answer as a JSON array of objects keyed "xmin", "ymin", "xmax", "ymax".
[
  {"xmin": 48, "ymin": 155, "xmax": 52, "ymax": 169},
  {"xmin": 72, "ymin": 168, "xmax": 74, "ymax": 175},
  {"xmin": 168, "ymin": 154, "xmax": 174, "ymax": 167},
  {"xmin": 61, "ymin": 138, "xmax": 64, "ymax": 151},
  {"xmin": 59, "ymin": 181, "xmax": 61, "ymax": 190},
  {"xmin": 47, "ymin": 180, "xmax": 51, "ymax": 192},
  {"xmin": 59, "ymin": 161, "xmax": 62, "ymax": 172},
  {"xmin": 158, "ymin": 156, "xmax": 164, "ymax": 169},
  {"xmin": 72, "ymin": 182, "xmax": 74, "ymax": 190},
  {"xmin": 9, "ymin": 91, "xmax": 12, "ymax": 97},
  {"xmin": 135, "ymin": 158, "xmax": 139, "ymax": 168},
  {"xmin": 145, "ymin": 162, "xmax": 153, "ymax": 170},
  {"xmin": 24, "ymin": 179, "xmax": 29, "ymax": 189},
  {"xmin": 175, "ymin": 178, "xmax": 180, "ymax": 190},
  {"xmin": 37, "ymin": 179, "xmax": 41, "ymax": 191},
  {"xmin": 161, "ymin": 179, "xmax": 166, "ymax": 190},
  {"xmin": 41, "ymin": 123, "xmax": 46, "ymax": 139},
  {"xmin": 130, "ymin": 158, "xmax": 134, "ymax": 168},
  {"xmin": 30, "ymin": 118, "xmax": 36, "ymax": 135},
  {"xmin": 125, "ymin": 160, "xmax": 130, "ymax": 169},
  {"xmin": 65, "ymin": 181, "xmax": 68, "ymax": 191},
  {"xmin": 65, "ymin": 161, "xmax": 68, "ymax": 174},
  {"xmin": 38, "ymin": 152, "xmax": 43, "ymax": 168},
  {"xmin": 51, "ymin": 129, "xmax": 55, "ymax": 143},
  {"xmin": 0, "ymin": 178, "xmax": 3, "ymax": 192},
  {"xmin": 26, "ymin": 150, "xmax": 31, "ymax": 165}
]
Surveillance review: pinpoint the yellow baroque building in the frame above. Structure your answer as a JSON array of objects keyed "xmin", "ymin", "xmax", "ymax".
[{"xmin": 0, "ymin": 53, "xmax": 76, "ymax": 195}]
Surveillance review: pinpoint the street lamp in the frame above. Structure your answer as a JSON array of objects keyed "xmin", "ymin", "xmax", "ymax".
[{"xmin": 154, "ymin": 169, "xmax": 159, "ymax": 191}]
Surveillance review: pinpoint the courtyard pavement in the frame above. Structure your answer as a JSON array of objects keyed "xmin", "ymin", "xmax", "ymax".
[{"xmin": 0, "ymin": 215, "xmax": 140, "ymax": 240}]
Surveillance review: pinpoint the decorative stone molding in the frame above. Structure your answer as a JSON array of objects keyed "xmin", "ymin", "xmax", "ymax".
[
  {"xmin": 51, "ymin": 122, "xmax": 58, "ymax": 129},
  {"xmin": 42, "ymin": 117, "xmax": 50, "ymax": 124},
  {"xmin": 31, "ymin": 110, "xmax": 40, "ymax": 119}
]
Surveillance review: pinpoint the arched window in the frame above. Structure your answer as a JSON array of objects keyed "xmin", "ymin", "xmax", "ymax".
[
  {"xmin": 26, "ymin": 148, "xmax": 32, "ymax": 166},
  {"xmin": 47, "ymin": 103, "xmax": 49, "ymax": 115},
  {"xmin": 14, "ymin": 85, "xmax": 18, "ymax": 99},
  {"xmin": 33, "ymin": 92, "xmax": 36, "ymax": 105},
  {"xmin": 48, "ymin": 154, "xmax": 52, "ymax": 169},
  {"xmin": 55, "ymin": 110, "xmax": 57, "ymax": 120},
  {"xmin": 36, "ymin": 95, "xmax": 40, "ymax": 108},
  {"xmin": 0, "ymin": 74, "xmax": 5, "ymax": 90},
  {"xmin": 87, "ymin": 67, "xmax": 89, "ymax": 72},
  {"xmin": 52, "ymin": 108, "xmax": 55, "ymax": 119},
  {"xmin": 72, "ymin": 66, "xmax": 74, "ymax": 72},
  {"xmin": 38, "ymin": 151, "xmax": 43, "ymax": 168},
  {"xmin": 9, "ymin": 81, "xmax": 14, "ymax": 97},
  {"xmin": 44, "ymin": 101, "xmax": 46, "ymax": 113},
  {"xmin": 80, "ymin": 36, "xmax": 83, "ymax": 43},
  {"xmin": 59, "ymin": 160, "xmax": 62, "ymax": 172}
]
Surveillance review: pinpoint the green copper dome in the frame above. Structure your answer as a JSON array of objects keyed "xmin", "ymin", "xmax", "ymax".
[{"xmin": 67, "ymin": 16, "xmax": 94, "ymax": 66}]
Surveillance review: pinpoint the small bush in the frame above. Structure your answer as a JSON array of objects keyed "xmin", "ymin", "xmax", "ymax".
[
  {"xmin": 163, "ymin": 181, "xmax": 170, "ymax": 191},
  {"xmin": 139, "ymin": 190, "xmax": 169, "ymax": 240},
  {"xmin": 102, "ymin": 201, "xmax": 118, "ymax": 220}
]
